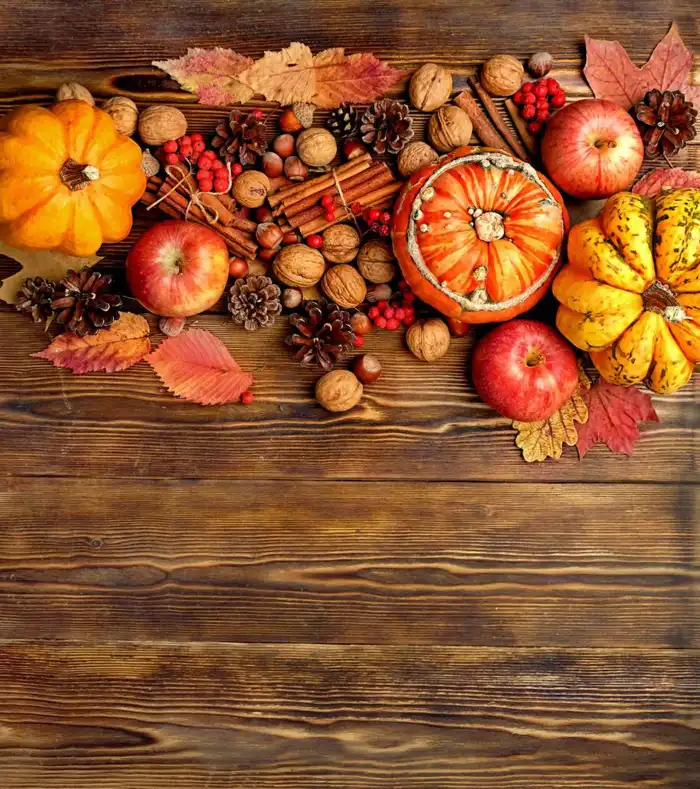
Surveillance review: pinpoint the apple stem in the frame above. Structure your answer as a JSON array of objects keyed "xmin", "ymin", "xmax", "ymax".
[{"xmin": 525, "ymin": 350, "xmax": 545, "ymax": 367}]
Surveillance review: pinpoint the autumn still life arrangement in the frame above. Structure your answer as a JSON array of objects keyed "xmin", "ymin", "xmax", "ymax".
[{"xmin": 1, "ymin": 25, "xmax": 699, "ymax": 462}]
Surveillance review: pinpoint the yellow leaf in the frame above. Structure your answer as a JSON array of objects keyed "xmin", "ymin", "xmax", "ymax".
[
  {"xmin": 238, "ymin": 42, "xmax": 315, "ymax": 105},
  {"xmin": 0, "ymin": 239, "xmax": 101, "ymax": 305}
]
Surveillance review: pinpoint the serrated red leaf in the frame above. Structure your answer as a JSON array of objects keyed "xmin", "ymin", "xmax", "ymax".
[
  {"xmin": 632, "ymin": 167, "xmax": 700, "ymax": 197},
  {"xmin": 32, "ymin": 313, "xmax": 150, "ymax": 374},
  {"xmin": 641, "ymin": 22, "xmax": 692, "ymax": 94},
  {"xmin": 577, "ymin": 379, "xmax": 659, "ymax": 458},
  {"xmin": 146, "ymin": 329, "xmax": 253, "ymax": 406}
]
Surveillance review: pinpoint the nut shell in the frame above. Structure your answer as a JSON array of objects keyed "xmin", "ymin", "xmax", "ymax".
[
  {"xmin": 273, "ymin": 244, "xmax": 326, "ymax": 287},
  {"xmin": 428, "ymin": 106, "xmax": 473, "ymax": 153},
  {"xmin": 281, "ymin": 288, "xmax": 303, "ymax": 309},
  {"xmin": 138, "ymin": 105, "xmax": 187, "ymax": 146},
  {"xmin": 353, "ymin": 354, "xmax": 382, "ymax": 385},
  {"xmin": 397, "ymin": 141, "xmax": 439, "ymax": 177},
  {"xmin": 322, "ymin": 264, "xmax": 367, "ymax": 309},
  {"xmin": 409, "ymin": 63, "xmax": 453, "ymax": 112},
  {"xmin": 357, "ymin": 239, "xmax": 396, "ymax": 284},
  {"xmin": 297, "ymin": 128, "xmax": 337, "ymax": 167},
  {"xmin": 56, "ymin": 83, "xmax": 95, "ymax": 105},
  {"xmin": 233, "ymin": 171, "xmax": 271, "ymax": 208},
  {"xmin": 102, "ymin": 96, "xmax": 138, "ymax": 136},
  {"xmin": 481, "ymin": 55, "xmax": 524, "ymax": 97},
  {"xmin": 315, "ymin": 369, "xmax": 363, "ymax": 412},
  {"xmin": 321, "ymin": 224, "xmax": 360, "ymax": 264},
  {"xmin": 527, "ymin": 51, "xmax": 553, "ymax": 78},
  {"xmin": 406, "ymin": 318, "xmax": 451, "ymax": 362}
]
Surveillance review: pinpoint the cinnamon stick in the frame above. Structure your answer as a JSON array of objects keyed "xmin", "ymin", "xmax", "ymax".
[
  {"xmin": 454, "ymin": 88, "xmax": 514, "ymax": 155},
  {"xmin": 164, "ymin": 174, "xmax": 239, "ymax": 228},
  {"xmin": 467, "ymin": 77, "xmax": 531, "ymax": 163},
  {"xmin": 504, "ymin": 98, "xmax": 538, "ymax": 159},
  {"xmin": 299, "ymin": 181, "xmax": 402, "ymax": 236}
]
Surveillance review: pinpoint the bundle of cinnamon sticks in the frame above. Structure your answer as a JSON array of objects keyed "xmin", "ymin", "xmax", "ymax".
[{"xmin": 271, "ymin": 152, "xmax": 402, "ymax": 237}]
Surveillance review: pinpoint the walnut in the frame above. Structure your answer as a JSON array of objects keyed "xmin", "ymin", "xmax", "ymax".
[
  {"xmin": 357, "ymin": 239, "xmax": 396, "ymax": 284},
  {"xmin": 56, "ymin": 83, "xmax": 95, "ymax": 105},
  {"xmin": 321, "ymin": 224, "xmax": 360, "ymax": 264},
  {"xmin": 481, "ymin": 55, "xmax": 524, "ymax": 97},
  {"xmin": 397, "ymin": 141, "xmax": 439, "ymax": 177},
  {"xmin": 315, "ymin": 369, "xmax": 363, "ymax": 412},
  {"xmin": 138, "ymin": 105, "xmax": 188, "ymax": 146},
  {"xmin": 273, "ymin": 244, "xmax": 326, "ymax": 287},
  {"xmin": 428, "ymin": 106, "xmax": 473, "ymax": 153},
  {"xmin": 527, "ymin": 52, "xmax": 553, "ymax": 78},
  {"xmin": 232, "ymin": 171, "xmax": 270, "ymax": 208},
  {"xmin": 296, "ymin": 128, "xmax": 337, "ymax": 167},
  {"xmin": 406, "ymin": 318, "xmax": 451, "ymax": 362},
  {"xmin": 102, "ymin": 96, "xmax": 138, "ymax": 136},
  {"xmin": 409, "ymin": 63, "xmax": 453, "ymax": 112},
  {"xmin": 322, "ymin": 264, "xmax": 367, "ymax": 309}
]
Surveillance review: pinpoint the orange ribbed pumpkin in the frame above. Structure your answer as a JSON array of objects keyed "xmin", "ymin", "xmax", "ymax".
[{"xmin": 391, "ymin": 146, "xmax": 569, "ymax": 323}]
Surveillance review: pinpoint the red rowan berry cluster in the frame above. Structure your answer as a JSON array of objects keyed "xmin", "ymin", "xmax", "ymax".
[
  {"xmin": 512, "ymin": 78, "xmax": 566, "ymax": 135},
  {"xmin": 367, "ymin": 281, "xmax": 416, "ymax": 331},
  {"xmin": 157, "ymin": 133, "xmax": 239, "ymax": 194}
]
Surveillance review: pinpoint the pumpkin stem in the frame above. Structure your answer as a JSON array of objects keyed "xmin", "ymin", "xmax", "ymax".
[
  {"xmin": 60, "ymin": 158, "xmax": 100, "ymax": 191},
  {"xmin": 643, "ymin": 281, "xmax": 687, "ymax": 323},
  {"xmin": 474, "ymin": 211, "xmax": 505, "ymax": 243}
]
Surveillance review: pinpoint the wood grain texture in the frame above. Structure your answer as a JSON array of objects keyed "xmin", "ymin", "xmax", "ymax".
[
  {"xmin": 0, "ymin": 641, "xmax": 698, "ymax": 789},
  {"xmin": 0, "ymin": 478, "xmax": 696, "ymax": 647}
]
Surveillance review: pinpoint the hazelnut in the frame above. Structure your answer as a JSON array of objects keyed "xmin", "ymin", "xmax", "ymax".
[
  {"xmin": 297, "ymin": 128, "xmax": 337, "ymax": 167},
  {"xmin": 528, "ymin": 51, "xmax": 553, "ymax": 78},
  {"xmin": 350, "ymin": 312, "xmax": 372, "ymax": 336},
  {"xmin": 353, "ymin": 354, "xmax": 382, "ymax": 385},
  {"xmin": 366, "ymin": 283, "xmax": 392, "ymax": 304},
  {"xmin": 343, "ymin": 138, "xmax": 367, "ymax": 160},
  {"xmin": 282, "ymin": 231, "xmax": 299, "ymax": 245},
  {"xmin": 409, "ymin": 63, "xmax": 453, "ymax": 111},
  {"xmin": 397, "ymin": 141, "xmax": 439, "ymax": 177},
  {"xmin": 315, "ymin": 369, "xmax": 363, "ymax": 412},
  {"xmin": 279, "ymin": 108, "xmax": 303, "ymax": 133},
  {"xmin": 284, "ymin": 155, "xmax": 308, "ymax": 182},
  {"xmin": 262, "ymin": 151, "xmax": 284, "ymax": 178},
  {"xmin": 357, "ymin": 239, "xmax": 397, "ymax": 283},
  {"xmin": 321, "ymin": 224, "xmax": 360, "ymax": 264},
  {"xmin": 257, "ymin": 247, "xmax": 277, "ymax": 262},
  {"xmin": 273, "ymin": 134, "xmax": 296, "ymax": 158},
  {"xmin": 481, "ymin": 55, "xmax": 524, "ymax": 97},
  {"xmin": 256, "ymin": 222, "xmax": 283, "ymax": 250},
  {"xmin": 233, "ymin": 170, "xmax": 270, "ymax": 208},
  {"xmin": 406, "ymin": 318, "xmax": 451, "ymax": 362},
  {"xmin": 102, "ymin": 96, "xmax": 138, "ymax": 136},
  {"xmin": 159, "ymin": 316, "xmax": 186, "ymax": 337},
  {"xmin": 322, "ymin": 264, "xmax": 367, "ymax": 309},
  {"xmin": 229, "ymin": 257, "xmax": 250, "ymax": 279},
  {"xmin": 282, "ymin": 287, "xmax": 303, "ymax": 309},
  {"xmin": 56, "ymin": 83, "xmax": 95, "ymax": 105},
  {"xmin": 255, "ymin": 205, "xmax": 274, "ymax": 224},
  {"xmin": 428, "ymin": 105, "xmax": 473, "ymax": 153},
  {"xmin": 447, "ymin": 317, "xmax": 470, "ymax": 337},
  {"xmin": 138, "ymin": 105, "xmax": 188, "ymax": 146},
  {"xmin": 273, "ymin": 244, "xmax": 326, "ymax": 287}
]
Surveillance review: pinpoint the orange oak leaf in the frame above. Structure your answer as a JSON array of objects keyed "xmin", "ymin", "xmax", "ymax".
[
  {"xmin": 577, "ymin": 379, "xmax": 659, "ymax": 458},
  {"xmin": 632, "ymin": 167, "xmax": 700, "ymax": 197},
  {"xmin": 237, "ymin": 42, "xmax": 315, "ymax": 105},
  {"xmin": 153, "ymin": 47, "xmax": 254, "ymax": 105},
  {"xmin": 146, "ymin": 328, "xmax": 253, "ymax": 406},
  {"xmin": 32, "ymin": 313, "xmax": 150, "ymax": 374},
  {"xmin": 311, "ymin": 48, "xmax": 406, "ymax": 109}
]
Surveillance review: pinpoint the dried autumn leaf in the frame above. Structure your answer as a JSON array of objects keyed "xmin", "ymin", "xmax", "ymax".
[
  {"xmin": 0, "ymin": 240, "xmax": 101, "ymax": 306},
  {"xmin": 153, "ymin": 47, "xmax": 254, "ymax": 105},
  {"xmin": 583, "ymin": 34, "xmax": 647, "ymax": 108},
  {"xmin": 632, "ymin": 167, "xmax": 700, "ymax": 197},
  {"xmin": 32, "ymin": 313, "xmax": 150, "ymax": 375},
  {"xmin": 146, "ymin": 328, "xmax": 253, "ymax": 406},
  {"xmin": 641, "ymin": 22, "xmax": 699, "ymax": 101},
  {"xmin": 311, "ymin": 48, "xmax": 406, "ymax": 109},
  {"xmin": 577, "ymin": 378, "xmax": 659, "ymax": 458},
  {"xmin": 237, "ymin": 42, "xmax": 315, "ymax": 105}
]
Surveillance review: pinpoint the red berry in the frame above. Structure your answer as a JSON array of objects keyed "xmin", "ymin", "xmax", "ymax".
[
  {"xmin": 385, "ymin": 317, "xmax": 400, "ymax": 331},
  {"xmin": 351, "ymin": 201, "xmax": 362, "ymax": 214},
  {"xmin": 190, "ymin": 152, "xmax": 201, "ymax": 164},
  {"xmin": 195, "ymin": 168, "xmax": 209, "ymax": 180},
  {"xmin": 537, "ymin": 97, "xmax": 549, "ymax": 109},
  {"xmin": 192, "ymin": 140, "xmax": 206, "ymax": 153},
  {"xmin": 527, "ymin": 121, "xmax": 543, "ymax": 134},
  {"xmin": 394, "ymin": 307, "xmax": 406, "ymax": 320},
  {"xmin": 251, "ymin": 108, "xmax": 264, "ymax": 120},
  {"xmin": 213, "ymin": 177, "xmax": 229, "ymax": 192},
  {"xmin": 550, "ymin": 92, "xmax": 566, "ymax": 108},
  {"xmin": 190, "ymin": 133, "xmax": 204, "ymax": 143},
  {"xmin": 324, "ymin": 211, "xmax": 335, "ymax": 222},
  {"xmin": 536, "ymin": 108, "xmax": 550, "ymax": 122},
  {"xmin": 379, "ymin": 225, "xmax": 390, "ymax": 237},
  {"xmin": 231, "ymin": 163, "xmax": 243, "ymax": 176},
  {"xmin": 353, "ymin": 335, "xmax": 365, "ymax": 348},
  {"xmin": 179, "ymin": 135, "xmax": 192, "ymax": 147},
  {"xmin": 241, "ymin": 391, "xmax": 254, "ymax": 405},
  {"xmin": 521, "ymin": 82, "xmax": 534, "ymax": 93},
  {"xmin": 403, "ymin": 315, "xmax": 416, "ymax": 326},
  {"xmin": 307, "ymin": 234, "xmax": 323, "ymax": 249},
  {"xmin": 521, "ymin": 105, "xmax": 537, "ymax": 120},
  {"xmin": 368, "ymin": 208, "xmax": 381, "ymax": 222},
  {"xmin": 377, "ymin": 300, "xmax": 389, "ymax": 310},
  {"xmin": 179, "ymin": 143, "xmax": 192, "ymax": 154},
  {"xmin": 368, "ymin": 306, "xmax": 380, "ymax": 319},
  {"xmin": 534, "ymin": 84, "xmax": 548, "ymax": 99},
  {"xmin": 163, "ymin": 140, "xmax": 178, "ymax": 153},
  {"xmin": 165, "ymin": 153, "xmax": 179, "ymax": 165},
  {"xmin": 199, "ymin": 178, "xmax": 214, "ymax": 192},
  {"xmin": 200, "ymin": 158, "xmax": 214, "ymax": 171},
  {"xmin": 321, "ymin": 194, "xmax": 334, "ymax": 209},
  {"xmin": 398, "ymin": 279, "xmax": 409, "ymax": 290},
  {"xmin": 546, "ymin": 78, "xmax": 560, "ymax": 94},
  {"xmin": 403, "ymin": 292, "xmax": 415, "ymax": 303},
  {"xmin": 374, "ymin": 316, "xmax": 387, "ymax": 329},
  {"xmin": 202, "ymin": 149, "xmax": 217, "ymax": 159},
  {"xmin": 381, "ymin": 212, "xmax": 392, "ymax": 225},
  {"xmin": 211, "ymin": 159, "xmax": 225, "ymax": 171},
  {"xmin": 512, "ymin": 90, "xmax": 525, "ymax": 105},
  {"xmin": 523, "ymin": 93, "xmax": 537, "ymax": 106},
  {"xmin": 403, "ymin": 308, "xmax": 415, "ymax": 321},
  {"xmin": 383, "ymin": 307, "xmax": 395, "ymax": 319}
]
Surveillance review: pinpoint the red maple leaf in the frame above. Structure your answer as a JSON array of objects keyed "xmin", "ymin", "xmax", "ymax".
[
  {"xmin": 577, "ymin": 378, "xmax": 659, "ymax": 458},
  {"xmin": 146, "ymin": 328, "xmax": 253, "ymax": 405}
]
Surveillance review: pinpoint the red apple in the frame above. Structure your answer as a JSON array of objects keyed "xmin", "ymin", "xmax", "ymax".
[
  {"xmin": 126, "ymin": 220, "xmax": 230, "ymax": 317},
  {"xmin": 471, "ymin": 319, "xmax": 579, "ymax": 421},
  {"xmin": 541, "ymin": 99, "xmax": 644, "ymax": 200}
]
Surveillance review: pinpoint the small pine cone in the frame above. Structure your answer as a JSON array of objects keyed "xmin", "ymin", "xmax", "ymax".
[
  {"xmin": 285, "ymin": 299, "xmax": 356, "ymax": 370},
  {"xmin": 228, "ymin": 274, "xmax": 282, "ymax": 331},
  {"xmin": 326, "ymin": 104, "xmax": 360, "ymax": 139},
  {"xmin": 633, "ymin": 89, "xmax": 697, "ymax": 158},
  {"xmin": 16, "ymin": 277, "xmax": 58, "ymax": 327},
  {"xmin": 212, "ymin": 109, "xmax": 268, "ymax": 166},
  {"xmin": 360, "ymin": 99, "xmax": 414, "ymax": 155},
  {"xmin": 51, "ymin": 269, "xmax": 122, "ymax": 336}
]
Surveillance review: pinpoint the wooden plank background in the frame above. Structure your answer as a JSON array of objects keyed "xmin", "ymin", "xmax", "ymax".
[{"xmin": 0, "ymin": 1, "xmax": 698, "ymax": 787}]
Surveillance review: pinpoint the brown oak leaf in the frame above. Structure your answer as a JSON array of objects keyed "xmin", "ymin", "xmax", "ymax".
[
  {"xmin": 146, "ymin": 328, "xmax": 253, "ymax": 406},
  {"xmin": 32, "ymin": 313, "xmax": 150, "ymax": 374},
  {"xmin": 577, "ymin": 379, "xmax": 659, "ymax": 458},
  {"xmin": 237, "ymin": 42, "xmax": 315, "ymax": 105},
  {"xmin": 632, "ymin": 167, "xmax": 700, "ymax": 197},
  {"xmin": 153, "ymin": 47, "xmax": 254, "ymax": 105}
]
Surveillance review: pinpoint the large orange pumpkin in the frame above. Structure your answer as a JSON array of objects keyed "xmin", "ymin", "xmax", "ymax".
[
  {"xmin": 0, "ymin": 99, "xmax": 146, "ymax": 257},
  {"xmin": 391, "ymin": 146, "xmax": 569, "ymax": 323}
]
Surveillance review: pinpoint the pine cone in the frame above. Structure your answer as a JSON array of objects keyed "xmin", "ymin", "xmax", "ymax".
[
  {"xmin": 360, "ymin": 99, "xmax": 414, "ymax": 155},
  {"xmin": 326, "ymin": 104, "xmax": 360, "ymax": 139},
  {"xmin": 212, "ymin": 109, "xmax": 268, "ymax": 166},
  {"xmin": 285, "ymin": 299, "xmax": 356, "ymax": 370},
  {"xmin": 633, "ymin": 89, "xmax": 697, "ymax": 158},
  {"xmin": 228, "ymin": 275, "xmax": 282, "ymax": 331},
  {"xmin": 51, "ymin": 269, "xmax": 122, "ymax": 337},
  {"xmin": 16, "ymin": 277, "xmax": 57, "ymax": 327}
]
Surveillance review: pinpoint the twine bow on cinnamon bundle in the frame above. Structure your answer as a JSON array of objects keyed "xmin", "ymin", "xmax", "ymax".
[{"xmin": 149, "ymin": 162, "xmax": 229, "ymax": 224}]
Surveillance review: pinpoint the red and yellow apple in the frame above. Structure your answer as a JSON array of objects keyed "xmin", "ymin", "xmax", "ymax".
[
  {"xmin": 126, "ymin": 220, "xmax": 230, "ymax": 317},
  {"xmin": 541, "ymin": 99, "xmax": 644, "ymax": 200},
  {"xmin": 471, "ymin": 319, "xmax": 579, "ymax": 422}
]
